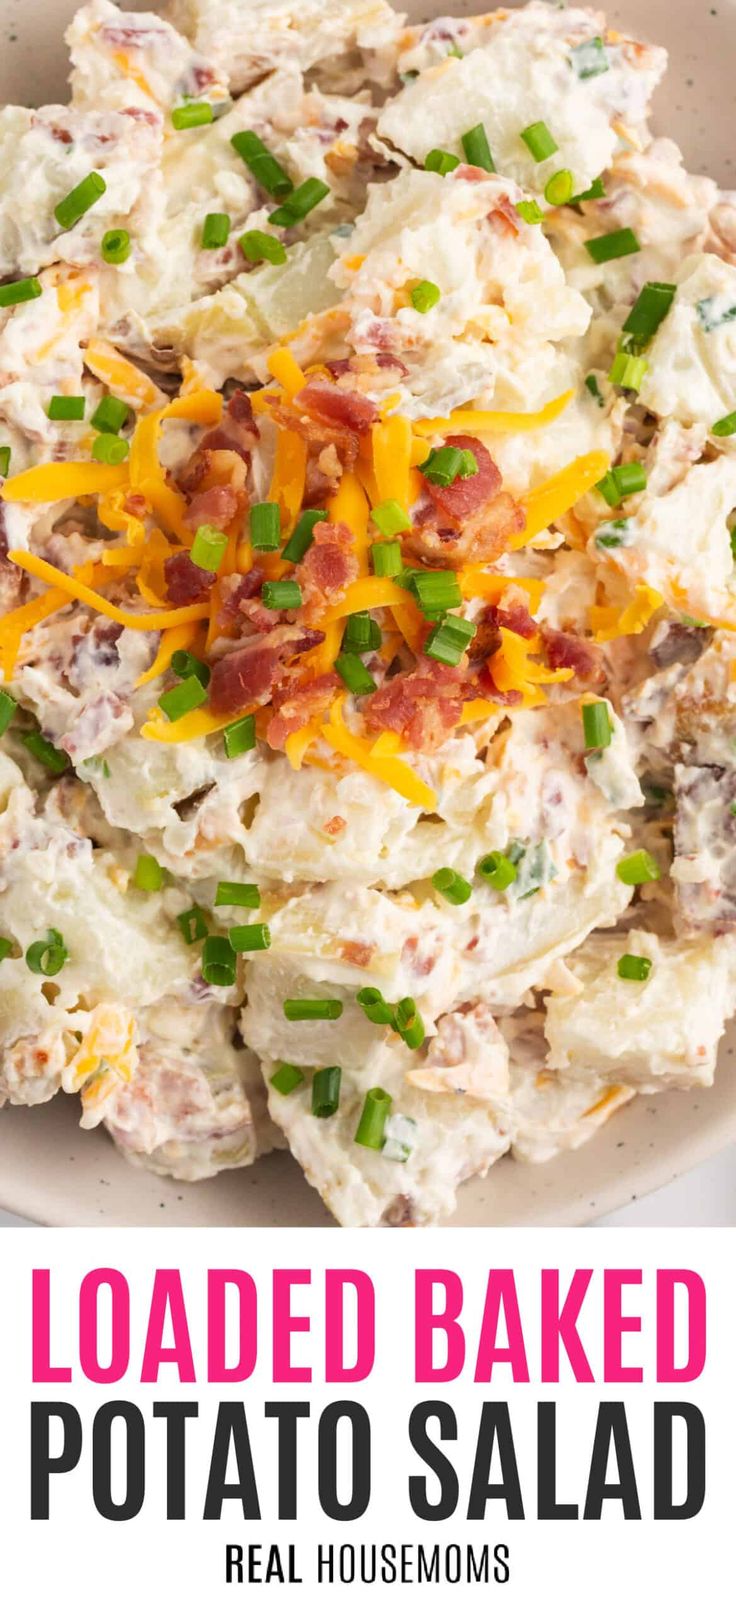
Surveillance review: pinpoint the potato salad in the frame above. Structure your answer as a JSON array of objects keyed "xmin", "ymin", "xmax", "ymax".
[{"xmin": 2, "ymin": 0, "xmax": 736, "ymax": 1226}]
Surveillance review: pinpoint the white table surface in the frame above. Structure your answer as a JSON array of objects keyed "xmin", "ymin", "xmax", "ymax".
[{"xmin": 1, "ymin": 1144, "xmax": 734, "ymax": 1228}]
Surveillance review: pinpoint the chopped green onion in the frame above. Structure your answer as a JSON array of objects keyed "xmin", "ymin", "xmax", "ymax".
[
  {"xmin": 394, "ymin": 997, "xmax": 425, "ymax": 1050},
  {"xmin": 520, "ymin": 121, "xmax": 559, "ymax": 162},
  {"xmin": 176, "ymin": 905, "xmax": 208, "ymax": 945},
  {"xmin": 283, "ymin": 998, "xmax": 343, "ymax": 1021},
  {"xmin": 271, "ymin": 1062, "xmax": 305, "ymax": 1096},
  {"xmin": 0, "ymin": 445, "xmax": 10, "ymax": 477},
  {"xmin": 544, "ymin": 169, "xmax": 574, "ymax": 207},
  {"xmin": 712, "ymin": 410, "xmax": 736, "ymax": 438},
  {"xmin": 570, "ymin": 36, "xmax": 609, "ymax": 79},
  {"xmin": 585, "ymin": 228, "xmax": 641, "ymax": 264},
  {"xmin": 170, "ymin": 649, "xmax": 210, "ymax": 686},
  {"xmin": 432, "ymin": 866, "xmax": 472, "ymax": 904},
  {"xmin": 230, "ymin": 131, "xmax": 294, "ymax": 199},
  {"xmin": 101, "ymin": 228, "xmax": 131, "ymax": 264},
  {"xmin": 201, "ymin": 935, "xmax": 237, "ymax": 987},
  {"xmin": 608, "ymin": 351, "xmax": 647, "ymax": 391},
  {"xmin": 26, "ymin": 928, "xmax": 68, "ymax": 977},
  {"xmin": 516, "ymin": 199, "xmax": 544, "ymax": 225},
  {"xmin": 371, "ymin": 539, "xmax": 403, "ymax": 577},
  {"xmin": 342, "ymin": 612, "xmax": 381, "ymax": 654},
  {"xmin": 21, "ymin": 731, "xmax": 68, "ymax": 773},
  {"xmin": 424, "ymin": 615, "xmax": 476, "ymax": 667},
  {"xmin": 158, "ymin": 674, "xmax": 208, "ymax": 722},
  {"xmin": 582, "ymin": 700, "xmax": 612, "ymax": 750},
  {"xmin": 410, "ymin": 279, "xmax": 441, "ymax": 314},
  {"xmin": 54, "ymin": 171, "xmax": 106, "ymax": 231},
  {"xmin": 238, "ymin": 229, "xmax": 287, "ymax": 266},
  {"xmin": 171, "ymin": 102, "xmax": 213, "ymax": 130},
  {"xmin": 477, "ymin": 851, "xmax": 518, "ymax": 891},
  {"xmin": 0, "ymin": 277, "xmax": 42, "ymax": 308},
  {"xmin": 617, "ymin": 953, "xmax": 652, "ymax": 982},
  {"xmin": 585, "ymin": 373, "xmax": 605, "ymax": 407},
  {"xmin": 311, "ymin": 1065, "xmax": 341, "ymax": 1118},
  {"xmin": 269, "ymin": 178, "xmax": 330, "ymax": 228},
  {"xmin": 335, "ymin": 652, "xmax": 376, "ymax": 697},
  {"xmin": 597, "ymin": 462, "xmax": 647, "ymax": 506},
  {"xmin": 191, "ymin": 523, "xmax": 228, "ymax": 571},
  {"xmin": 354, "ymin": 1087, "xmax": 393, "ymax": 1150},
  {"xmin": 47, "ymin": 395, "xmax": 85, "ymax": 421},
  {"xmin": 91, "ymin": 433, "xmax": 129, "ymax": 464},
  {"xmin": 229, "ymin": 922, "xmax": 271, "ymax": 952},
  {"xmin": 411, "ymin": 570, "xmax": 462, "ymax": 617},
  {"xmin": 215, "ymin": 881, "xmax": 259, "ymax": 908},
  {"xmin": 595, "ymin": 517, "xmax": 631, "ymax": 550},
  {"xmin": 134, "ymin": 852, "xmax": 164, "ymax": 892},
  {"xmin": 461, "ymin": 123, "xmax": 495, "ymax": 172},
  {"xmin": 250, "ymin": 501, "xmax": 281, "ymax": 551},
  {"xmin": 419, "ymin": 444, "xmax": 477, "ymax": 486},
  {"xmin": 223, "ymin": 714, "xmax": 256, "ymax": 758},
  {"xmin": 569, "ymin": 177, "xmax": 606, "ymax": 204},
  {"xmin": 616, "ymin": 850, "xmax": 661, "ymax": 886},
  {"xmin": 424, "ymin": 148, "xmax": 460, "ymax": 175},
  {"xmin": 199, "ymin": 213, "xmax": 229, "ymax": 252},
  {"xmin": 371, "ymin": 499, "xmax": 411, "ymax": 537},
  {"xmin": 696, "ymin": 296, "xmax": 736, "ymax": 333},
  {"xmin": 621, "ymin": 281, "xmax": 676, "ymax": 348},
  {"xmin": 0, "ymin": 937, "xmax": 12, "ymax": 964},
  {"xmin": 90, "ymin": 395, "xmax": 129, "ymax": 434},
  {"xmin": 262, "ymin": 579, "xmax": 302, "ymax": 610},
  {"xmin": 356, "ymin": 986, "xmax": 394, "ymax": 1026},
  {"xmin": 0, "ymin": 689, "xmax": 17, "ymax": 736},
  {"xmin": 282, "ymin": 508, "xmax": 326, "ymax": 564}
]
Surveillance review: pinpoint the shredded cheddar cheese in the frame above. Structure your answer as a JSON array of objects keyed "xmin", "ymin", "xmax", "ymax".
[
  {"xmin": 412, "ymin": 390, "xmax": 574, "ymax": 438},
  {"xmin": 320, "ymin": 696, "xmax": 436, "ymax": 810},
  {"xmin": 510, "ymin": 451, "xmax": 611, "ymax": 549},
  {"xmin": 7, "ymin": 550, "xmax": 209, "ymax": 632}
]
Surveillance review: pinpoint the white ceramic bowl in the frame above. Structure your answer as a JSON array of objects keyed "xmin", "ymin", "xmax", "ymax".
[{"xmin": 1, "ymin": 0, "xmax": 734, "ymax": 1227}]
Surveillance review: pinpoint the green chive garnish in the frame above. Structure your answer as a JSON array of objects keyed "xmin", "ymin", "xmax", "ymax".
[
  {"xmin": 621, "ymin": 282, "xmax": 676, "ymax": 348},
  {"xmin": 544, "ymin": 169, "xmax": 574, "ymax": 207},
  {"xmin": 91, "ymin": 434, "xmax": 129, "ymax": 464},
  {"xmin": 0, "ymin": 689, "xmax": 17, "ymax": 736},
  {"xmin": 230, "ymin": 131, "xmax": 294, "ymax": 199},
  {"xmin": 597, "ymin": 462, "xmax": 647, "ymax": 506},
  {"xmin": 354, "ymin": 1087, "xmax": 393, "ymax": 1150},
  {"xmin": 570, "ymin": 36, "xmax": 609, "ymax": 79},
  {"xmin": 176, "ymin": 905, "xmax": 208, "ymax": 944},
  {"xmin": 582, "ymin": 700, "xmax": 612, "ymax": 751},
  {"xmin": 419, "ymin": 444, "xmax": 477, "ymax": 486},
  {"xmin": 712, "ymin": 410, "xmax": 736, "ymax": 438},
  {"xmin": 158, "ymin": 675, "xmax": 208, "ymax": 722},
  {"xmin": 342, "ymin": 612, "xmax": 381, "ymax": 654},
  {"xmin": 223, "ymin": 714, "xmax": 256, "ymax": 757},
  {"xmin": 585, "ymin": 228, "xmax": 641, "ymax": 264},
  {"xmin": 461, "ymin": 123, "xmax": 495, "ymax": 172},
  {"xmin": 101, "ymin": 228, "xmax": 131, "ymax": 264},
  {"xmin": 268, "ymin": 178, "xmax": 330, "ymax": 228},
  {"xmin": 134, "ymin": 852, "xmax": 164, "ymax": 892},
  {"xmin": 90, "ymin": 395, "xmax": 129, "ymax": 434},
  {"xmin": 26, "ymin": 928, "xmax": 68, "ymax": 977},
  {"xmin": 0, "ymin": 445, "xmax": 10, "ymax": 477},
  {"xmin": 569, "ymin": 177, "xmax": 606, "ymax": 204},
  {"xmin": 520, "ymin": 121, "xmax": 559, "ymax": 161},
  {"xmin": 516, "ymin": 199, "xmax": 544, "ymax": 224},
  {"xmin": 238, "ymin": 229, "xmax": 287, "ymax": 266},
  {"xmin": 608, "ymin": 352, "xmax": 647, "ymax": 391},
  {"xmin": 271, "ymin": 1062, "xmax": 305, "ymax": 1096},
  {"xmin": 47, "ymin": 395, "xmax": 85, "ymax": 421},
  {"xmin": 410, "ymin": 279, "xmax": 441, "ymax": 314},
  {"xmin": 477, "ymin": 851, "xmax": 518, "ymax": 891},
  {"xmin": 54, "ymin": 171, "xmax": 106, "ymax": 231},
  {"xmin": 0, "ymin": 276, "xmax": 42, "ymax": 308},
  {"xmin": 411, "ymin": 570, "xmax": 462, "ymax": 617},
  {"xmin": 371, "ymin": 499, "xmax": 411, "ymax": 537},
  {"xmin": 424, "ymin": 615, "xmax": 476, "ymax": 667},
  {"xmin": 250, "ymin": 502, "xmax": 281, "ymax": 551},
  {"xmin": 262, "ymin": 579, "xmax": 302, "ymax": 610},
  {"xmin": 215, "ymin": 881, "xmax": 259, "ymax": 908},
  {"xmin": 201, "ymin": 212, "xmax": 231, "ymax": 249},
  {"xmin": 282, "ymin": 508, "xmax": 326, "ymax": 564},
  {"xmin": 190, "ymin": 524, "xmax": 228, "ymax": 571},
  {"xmin": 171, "ymin": 102, "xmax": 213, "ymax": 130},
  {"xmin": 283, "ymin": 998, "xmax": 343, "ymax": 1021},
  {"xmin": 394, "ymin": 997, "xmax": 424, "ymax": 1050},
  {"xmin": 21, "ymin": 731, "xmax": 68, "ymax": 773},
  {"xmin": 335, "ymin": 652, "xmax": 376, "ymax": 697},
  {"xmin": 617, "ymin": 953, "xmax": 652, "ymax": 981},
  {"xmin": 311, "ymin": 1065, "xmax": 341, "ymax": 1118},
  {"xmin": 170, "ymin": 649, "xmax": 210, "ymax": 686},
  {"xmin": 424, "ymin": 149, "xmax": 460, "ymax": 175},
  {"xmin": 616, "ymin": 850, "xmax": 661, "ymax": 886},
  {"xmin": 432, "ymin": 866, "xmax": 473, "ymax": 905},
  {"xmin": 356, "ymin": 986, "xmax": 394, "ymax": 1025},
  {"xmin": 0, "ymin": 937, "xmax": 12, "ymax": 964},
  {"xmin": 585, "ymin": 373, "xmax": 605, "ymax": 406},
  {"xmin": 371, "ymin": 539, "xmax": 403, "ymax": 577},
  {"xmin": 229, "ymin": 922, "xmax": 271, "ymax": 952},
  {"xmin": 201, "ymin": 935, "xmax": 237, "ymax": 987}
]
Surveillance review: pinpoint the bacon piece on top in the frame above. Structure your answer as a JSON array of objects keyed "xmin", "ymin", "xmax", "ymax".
[
  {"xmin": 363, "ymin": 657, "xmax": 467, "ymax": 752},
  {"xmin": 208, "ymin": 625, "xmax": 325, "ymax": 715}
]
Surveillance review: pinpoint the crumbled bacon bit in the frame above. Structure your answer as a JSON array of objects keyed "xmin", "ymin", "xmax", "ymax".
[
  {"xmin": 208, "ymin": 626, "xmax": 325, "ymax": 716},
  {"xmin": 295, "ymin": 520, "xmax": 359, "ymax": 621},
  {"xmin": 336, "ymin": 938, "xmax": 375, "ymax": 967},
  {"xmin": 323, "ymin": 815, "xmax": 347, "ymax": 838},
  {"xmin": 487, "ymin": 600, "xmax": 537, "ymax": 639},
  {"xmin": 363, "ymin": 656, "xmax": 466, "ymax": 751},
  {"xmin": 474, "ymin": 663, "xmax": 523, "ymax": 705},
  {"xmin": 425, "ymin": 435, "xmax": 501, "ymax": 520},
  {"xmin": 181, "ymin": 391, "xmax": 260, "ymax": 492},
  {"xmin": 541, "ymin": 625, "xmax": 604, "ymax": 685},
  {"xmin": 296, "ymin": 378, "xmax": 379, "ymax": 436},
  {"xmin": 164, "ymin": 552, "xmax": 215, "ymax": 604},
  {"xmin": 266, "ymin": 670, "xmax": 340, "ymax": 749},
  {"xmin": 218, "ymin": 569, "xmax": 264, "ymax": 618},
  {"xmin": 184, "ymin": 482, "xmax": 239, "ymax": 533},
  {"xmin": 409, "ymin": 436, "xmax": 524, "ymax": 566}
]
